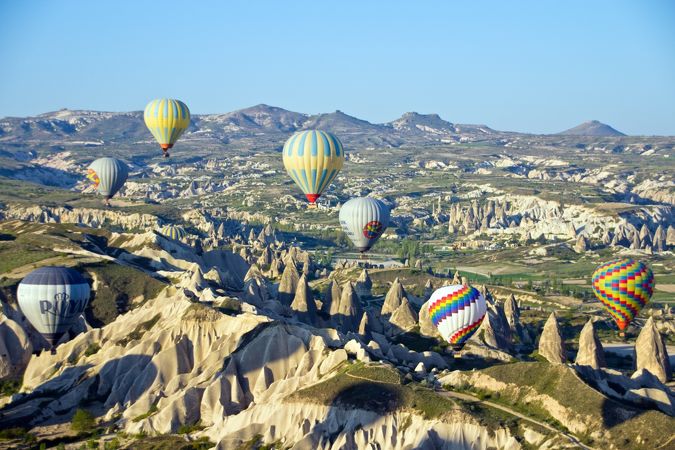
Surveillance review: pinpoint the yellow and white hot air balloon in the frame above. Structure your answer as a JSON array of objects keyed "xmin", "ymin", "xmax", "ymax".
[
  {"xmin": 144, "ymin": 98, "xmax": 190, "ymax": 157},
  {"xmin": 282, "ymin": 130, "xmax": 345, "ymax": 207}
]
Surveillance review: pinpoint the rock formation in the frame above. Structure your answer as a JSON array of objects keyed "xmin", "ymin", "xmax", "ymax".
[
  {"xmin": 538, "ymin": 313, "xmax": 566, "ymax": 364},
  {"xmin": 354, "ymin": 269, "xmax": 373, "ymax": 299},
  {"xmin": 323, "ymin": 280, "xmax": 342, "ymax": 316},
  {"xmin": 389, "ymin": 298, "xmax": 419, "ymax": 335},
  {"xmin": 418, "ymin": 299, "xmax": 441, "ymax": 339},
  {"xmin": 334, "ymin": 282, "xmax": 362, "ymax": 332},
  {"xmin": 423, "ymin": 279, "xmax": 434, "ymax": 299},
  {"xmin": 290, "ymin": 274, "xmax": 317, "ymax": 325},
  {"xmin": 381, "ymin": 278, "xmax": 408, "ymax": 315},
  {"xmin": 0, "ymin": 314, "xmax": 33, "ymax": 380},
  {"xmin": 635, "ymin": 317, "xmax": 671, "ymax": 382},
  {"xmin": 277, "ymin": 261, "xmax": 300, "ymax": 305},
  {"xmin": 575, "ymin": 319, "xmax": 605, "ymax": 369},
  {"xmin": 476, "ymin": 303, "xmax": 512, "ymax": 352},
  {"xmin": 574, "ymin": 234, "xmax": 588, "ymax": 253}
]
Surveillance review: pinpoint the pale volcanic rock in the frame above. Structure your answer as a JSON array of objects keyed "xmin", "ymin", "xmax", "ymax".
[
  {"xmin": 538, "ymin": 313, "xmax": 566, "ymax": 364},
  {"xmin": 277, "ymin": 261, "xmax": 300, "ymax": 305},
  {"xmin": 290, "ymin": 274, "xmax": 318, "ymax": 325},
  {"xmin": 418, "ymin": 299, "xmax": 441, "ymax": 339},
  {"xmin": 573, "ymin": 234, "xmax": 589, "ymax": 253},
  {"xmin": 354, "ymin": 269, "xmax": 373, "ymax": 298},
  {"xmin": 334, "ymin": 282, "xmax": 362, "ymax": 333},
  {"xmin": 2, "ymin": 204, "xmax": 159, "ymax": 231},
  {"xmin": 389, "ymin": 298, "xmax": 419, "ymax": 334},
  {"xmin": 475, "ymin": 303, "xmax": 512, "ymax": 352},
  {"xmin": 0, "ymin": 314, "xmax": 33, "ymax": 380},
  {"xmin": 381, "ymin": 277, "xmax": 408, "ymax": 315},
  {"xmin": 634, "ymin": 317, "xmax": 672, "ymax": 382},
  {"xmin": 667, "ymin": 225, "xmax": 675, "ymax": 247},
  {"xmin": 322, "ymin": 280, "xmax": 342, "ymax": 316},
  {"xmin": 503, "ymin": 295, "xmax": 520, "ymax": 333},
  {"xmin": 575, "ymin": 319, "xmax": 605, "ymax": 369},
  {"xmin": 423, "ymin": 279, "xmax": 434, "ymax": 299}
]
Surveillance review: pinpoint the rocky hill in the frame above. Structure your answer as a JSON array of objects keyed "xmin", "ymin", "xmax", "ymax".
[{"xmin": 558, "ymin": 120, "xmax": 626, "ymax": 136}]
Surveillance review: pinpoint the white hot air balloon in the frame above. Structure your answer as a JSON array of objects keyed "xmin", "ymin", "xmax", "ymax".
[
  {"xmin": 17, "ymin": 266, "xmax": 91, "ymax": 352},
  {"xmin": 427, "ymin": 284, "xmax": 487, "ymax": 350},
  {"xmin": 339, "ymin": 197, "xmax": 390, "ymax": 253}
]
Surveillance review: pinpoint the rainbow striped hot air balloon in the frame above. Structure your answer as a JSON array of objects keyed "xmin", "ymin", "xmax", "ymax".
[
  {"xmin": 591, "ymin": 258, "xmax": 654, "ymax": 332},
  {"xmin": 282, "ymin": 130, "xmax": 345, "ymax": 206},
  {"xmin": 428, "ymin": 284, "xmax": 487, "ymax": 350},
  {"xmin": 144, "ymin": 98, "xmax": 191, "ymax": 158}
]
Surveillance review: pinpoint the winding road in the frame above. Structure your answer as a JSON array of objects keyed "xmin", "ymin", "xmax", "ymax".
[
  {"xmin": 344, "ymin": 372, "xmax": 593, "ymax": 449},
  {"xmin": 436, "ymin": 389, "xmax": 594, "ymax": 450}
]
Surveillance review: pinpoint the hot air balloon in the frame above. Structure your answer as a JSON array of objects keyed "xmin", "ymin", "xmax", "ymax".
[
  {"xmin": 339, "ymin": 197, "xmax": 390, "ymax": 253},
  {"xmin": 17, "ymin": 267, "xmax": 90, "ymax": 352},
  {"xmin": 160, "ymin": 224, "xmax": 187, "ymax": 241},
  {"xmin": 86, "ymin": 157, "xmax": 129, "ymax": 206},
  {"xmin": 144, "ymin": 98, "xmax": 190, "ymax": 158},
  {"xmin": 282, "ymin": 130, "xmax": 345, "ymax": 207},
  {"xmin": 428, "ymin": 284, "xmax": 487, "ymax": 350},
  {"xmin": 591, "ymin": 258, "xmax": 654, "ymax": 334}
]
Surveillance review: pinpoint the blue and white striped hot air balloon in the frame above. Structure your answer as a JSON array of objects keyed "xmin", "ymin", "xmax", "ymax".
[
  {"xmin": 17, "ymin": 267, "xmax": 90, "ymax": 349},
  {"xmin": 282, "ymin": 130, "xmax": 345, "ymax": 206},
  {"xmin": 87, "ymin": 157, "xmax": 129, "ymax": 204}
]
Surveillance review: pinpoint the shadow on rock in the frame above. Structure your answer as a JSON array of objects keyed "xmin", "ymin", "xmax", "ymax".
[{"xmin": 0, "ymin": 354, "xmax": 156, "ymax": 428}]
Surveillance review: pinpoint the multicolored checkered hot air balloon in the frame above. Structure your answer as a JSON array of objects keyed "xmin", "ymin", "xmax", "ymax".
[
  {"xmin": 282, "ymin": 130, "xmax": 345, "ymax": 207},
  {"xmin": 428, "ymin": 284, "xmax": 487, "ymax": 350},
  {"xmin": 144, "ymin": 98, "xmax": 191, "ymax": 158},
  {"xmin": 591, "ymin": 258, "xmax": 654, "ymax": 332}
]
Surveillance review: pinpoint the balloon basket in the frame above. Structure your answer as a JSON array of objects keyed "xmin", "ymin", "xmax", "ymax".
[{"xmin": 307, "ymin": 203, "xmax": 317, "ymax": 209}]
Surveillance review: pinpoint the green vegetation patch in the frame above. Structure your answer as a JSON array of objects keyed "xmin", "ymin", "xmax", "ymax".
[
  {"xmin": 476, "ymin": 361, "xmax": 675, "ymax": 449},
  {"xmin": 71, "ymin": 408, "xmax": 96, "ymax": 434},
  {"xmin": 183, "ymin": 303, "xmax": 224, "ymax": 322},
  {"xmin": 84, "ymin": 261, "xmax": 166, "ymax": 326},
  {"xmin": 116, "ymin": 314, "xmax": 160, "ymax": 347},
  {"xmin": 119, "ymin": 435, "xmax": 213, "ymax": 450},
  {"xmin": 289, "ymin": 362, "xmax": 454, "ymax": 420}
]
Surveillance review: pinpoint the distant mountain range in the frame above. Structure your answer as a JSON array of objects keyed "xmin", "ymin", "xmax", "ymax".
[
  {"xmin": 557, "ymin": 120, "xmax": 625, "ymax": 136},
  {"xmin": 0, "ymin": 104, "xmax": 631, "ymax": 155}
]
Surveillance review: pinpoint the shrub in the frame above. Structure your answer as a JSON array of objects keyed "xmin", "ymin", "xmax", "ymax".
[
  {"xmin": 84, "ymin": 343, "xmax": 101, "ymax": 357},
  {"xmin": 71, "ymin": 409, "xmax": 95, "ymax": 434}
]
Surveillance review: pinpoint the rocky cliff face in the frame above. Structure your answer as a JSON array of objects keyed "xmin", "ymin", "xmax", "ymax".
[
  {"xmin": 0, "ymin": 289, "xmax": 521, "ymax": 449},
  {"xmin": 635, "ymin": 317, "xmax": 672, "ymax": 382},
  {"xmin": 1, "ymin": 204, "xmax": 159, "ymax": 231}
]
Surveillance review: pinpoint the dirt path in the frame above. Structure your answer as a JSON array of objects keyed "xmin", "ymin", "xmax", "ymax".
[
  {"xmin": 344, "ymin": 373, "xmax": 593, "ymax": 449},
  {"xmin": 437, "ymin": 389, "xmax": 594, "ymax": 450}
]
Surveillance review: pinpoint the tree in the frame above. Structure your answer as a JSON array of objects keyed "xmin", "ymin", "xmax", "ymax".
[{"xmin": 71, "ymin": 409, "xmax": 95, "ymax": 434}]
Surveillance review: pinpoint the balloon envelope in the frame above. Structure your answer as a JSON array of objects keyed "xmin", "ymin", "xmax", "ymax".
[
  {"xmin": 144, "ymin": 98, "xmax": 190, "ymax": 151},
  {"xmin": 282, "ymin": 130, "xmax": 344, "ymax": 204},
  {"xmin": 17, "ymin": 267, "xmax": 90, "ymax": 347},
  {"xmin": 161, "ymin": 224, "xmax": 187, "ymax": 241},
  {"xmin": 339, "ymin": 197, "xmax": 390, "ymax": 252},
  {"xmin": 87, "ymin": 157, "xmax": 128, "ymax": 199},
  {"xmin": 428, "ymin": 284, "xmax": 486, "ymax": 349},
  {"xmin": 591, "ymin": 258, "xmax": 654, "ymax": 331}
]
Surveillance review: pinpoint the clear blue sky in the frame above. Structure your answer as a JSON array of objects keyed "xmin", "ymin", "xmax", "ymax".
[{"xmin": 1, "ymin": 1, "xmax": 674, "ymax": 135}]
